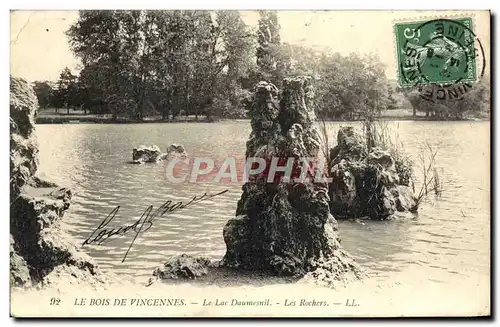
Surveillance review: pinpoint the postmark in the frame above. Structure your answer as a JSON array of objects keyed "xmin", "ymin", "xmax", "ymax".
[{"xmin": 395, "ymin": 17, "xmax": 485, "ymax": 102}]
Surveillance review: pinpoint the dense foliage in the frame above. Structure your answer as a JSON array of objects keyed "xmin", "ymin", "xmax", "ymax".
[
  {"xmin": 32, "ymin": 10, "xmax": 489, "ymax": 121},
  {"xmin": 401, "ymin": 78, "xmax": 490, "ymax": 119}
]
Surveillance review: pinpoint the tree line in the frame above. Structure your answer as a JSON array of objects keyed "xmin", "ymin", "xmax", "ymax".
[
  {"xmin": 32, "ymin": 10, "xmax": 489, "ymax": 121},
  {"xmin": 400, "ymin": 78, "xmax": 490, "ymax": 119}
]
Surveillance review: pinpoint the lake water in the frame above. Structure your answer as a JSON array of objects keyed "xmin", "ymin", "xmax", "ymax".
[{"xmin": 36, "ymin": 120, "xmax": 490, "ymax": 286}]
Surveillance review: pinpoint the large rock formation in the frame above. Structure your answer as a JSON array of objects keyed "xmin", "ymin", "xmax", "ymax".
[
  {"xmin": 10, "ymin": 76, "xmax": 105, "ymax": 288},
  {"xmin": 10, "ymin": 77, "xmax": 39, "ymax": 199},
  {"xmin": 132, "ymin": 144, "xmax": 186, "ymax": 164},
  {"xmin": 221, "ymin": 78, "xmax": 362, "ymax": 286},
  {"xmin": 329, "ymin": 126, "xmax": 417, "ymax": 220}
]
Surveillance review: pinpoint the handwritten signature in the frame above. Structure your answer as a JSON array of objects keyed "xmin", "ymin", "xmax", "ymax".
[{"xmin": 82, "ymin": 189, "xmax": 229, "ymax": 262}]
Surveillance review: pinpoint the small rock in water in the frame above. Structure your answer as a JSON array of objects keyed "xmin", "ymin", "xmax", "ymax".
[
  {"xmin": 152, "ymin": 254, "xmax": 211, "ymax": 280},
  {"xmin": 132, "ymin": 144, "xmax": 187, "ymax": 164},
  {"xmin": 132, "ymin": 145, "xmax": 162, "ymax": 164},
  {"xmin": 166, "ymin": 143, "xmax": 187, "ymax": 156}
]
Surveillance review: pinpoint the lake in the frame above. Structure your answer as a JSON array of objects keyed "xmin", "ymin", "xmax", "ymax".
[{"xmin": 36, "ymin": 120, "xmax": 490, "ymax": 287}]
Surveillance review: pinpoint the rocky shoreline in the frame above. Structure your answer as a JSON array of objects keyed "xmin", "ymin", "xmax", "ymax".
[{"xmin": 10, "ymin": 76, "xmax": 107, "ymax": 290}]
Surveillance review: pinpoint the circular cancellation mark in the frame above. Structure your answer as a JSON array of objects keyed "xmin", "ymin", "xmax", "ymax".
[{"xmin": 395, "ymin": 17, "xmax": 486, "ymax": 103}]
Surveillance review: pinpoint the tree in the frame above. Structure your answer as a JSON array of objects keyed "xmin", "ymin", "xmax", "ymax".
[
  {"xmin": 32, "ymin": 81, "xmax": 55, "ymax": 109},
  {"xmin": 67, "ymin": 10, "xmax": 257, "ymax": 120},
  {"xmin": 204, "ymin": 11, "xmax": 255, "ymax": 119},
  {"xmin": 53, "ymin": 67, "xmax": 78, "ymax": 114},
  {"xmin": 302, "ymin": 51, "xmax": 390, "ymax": 120},
  {"xmin": 147, "ymin": 10, "xmax": 214, "ymax": 119},
  {"xmin": 77, "ymin": 62, "xmax": 110, "ymax": 114},
  {"xmin": 256, "ymin": 11, "xmax": 284, "ymax": 86},
  {"xmin": 387, "ymin": 86, "xmax": 398, "ymax": 110},
  {"xmin": 67, "ymin": 10, "xmax": 136, "ymax": 120}
]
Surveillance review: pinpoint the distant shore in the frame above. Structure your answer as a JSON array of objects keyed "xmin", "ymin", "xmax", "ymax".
[
  {"xmin": 35, "ymin": 108, "xmax": 488, "ymax": 124},
  {"xmin": 36, "ymin": 116, "xmax": 213, "ymax": 124},
  {"xmin": 35, "ymin": 115, "xmax": 488, "ymax": 124}
]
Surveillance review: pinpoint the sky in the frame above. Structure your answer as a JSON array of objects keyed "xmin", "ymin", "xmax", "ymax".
[{"xmin": 9, "ymin": 10, "xmax": 490, "ymax": 83}]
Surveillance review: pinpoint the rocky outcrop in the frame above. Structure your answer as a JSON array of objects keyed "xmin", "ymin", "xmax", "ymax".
[
  {"xmin": 329, "ymin": 126, "xmax": 417, "ymax": 220},
  {"xmin": 10, "ymin": 76, "xmax": 105, "ymax": 289},
  {"xmin": 151, "ymin": 254, "xmax": 211, "ymax": 281},
  {"xmin": 166, "ymin": 144, "xmax": 187, "ymax": 157},
  {"xmin": 10, "ymin": 235, "xmax": 31, "ymax": 287},
  {"xmin": 10, "ymin": 77, "xmax": 39, "ymax": 200},
  {"xmin": 132, "ymin": 145, "xmax": 162, "ymax": 163},
  {"xmin": 131, "ymin": 144, "xmax": 186, "ymax": 164},
  {"xmin": 220, "ymin": 78, "xmax": 362, "ymax": 286},
  {"xmin": 10, "ymin": 186, "xmax": 104, "ymax": 287}
]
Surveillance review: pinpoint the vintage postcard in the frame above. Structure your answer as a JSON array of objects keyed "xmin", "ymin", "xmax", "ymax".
[{"xmin": 9, "ymin": 10, "xmax": 491, "ymax": 317}]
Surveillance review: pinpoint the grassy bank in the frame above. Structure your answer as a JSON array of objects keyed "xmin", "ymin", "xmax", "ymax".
[
  {"xmin": 36, "ymin": 116, "xmax": 214, "ymax": 124},
  {"xmin": 36, "ymin": 108, "xmax": 213, "ymax": 124},
  {"xmin": 35, "ymin": 108, "xmax": 488, "ymax": 124}
]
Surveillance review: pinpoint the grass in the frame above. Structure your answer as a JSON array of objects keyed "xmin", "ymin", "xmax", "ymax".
[
  {"xmin": 362, "ymin": 115, "xmax": 414, "ymax": 180},
  {"xmin": 415, "ymin": 142, "xmax": 443, "ymax": 207},
  {"xmin": 319, "ymin": 111, "xmax": 413, "ymax": 192},
  {"xmin": 362, "ymin": 116, "xmax": 444, "ymax": 208}
]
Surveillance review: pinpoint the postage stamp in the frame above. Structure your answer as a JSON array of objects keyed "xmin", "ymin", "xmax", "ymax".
[
  {"xmin": 9, "ymin": 10, "xmax": 490, "ymax": 318},
  {"xmin": 395, "ymin": 17, "xmax": 484, "ymax": 88}
]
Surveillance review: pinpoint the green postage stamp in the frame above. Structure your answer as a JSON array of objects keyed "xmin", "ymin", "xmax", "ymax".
[{"xmin": 395, "ymin": 17, "xmax": 480, "ymax": 87}]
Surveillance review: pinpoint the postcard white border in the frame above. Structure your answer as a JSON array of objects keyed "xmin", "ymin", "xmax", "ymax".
[{"xmin": 3, "ymin": 0, "xmax": 497, "ymax": 325}]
